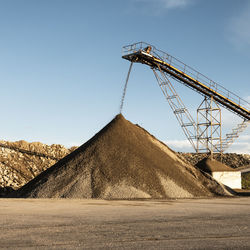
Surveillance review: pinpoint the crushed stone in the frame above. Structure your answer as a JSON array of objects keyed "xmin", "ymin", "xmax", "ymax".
[{"xmin": 12, "ymin": 114, "xmax": 232, "ymax": 199}]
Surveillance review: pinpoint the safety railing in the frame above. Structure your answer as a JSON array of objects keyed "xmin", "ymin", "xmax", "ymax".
[{"xmin": 122, "ymin": 42, "xmax": 250, "ymax": 113}]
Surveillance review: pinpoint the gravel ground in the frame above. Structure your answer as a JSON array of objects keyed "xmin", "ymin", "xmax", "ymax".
[{"xmin": 1, "ymin": 198, "xmax": 250, "ymax": 249}]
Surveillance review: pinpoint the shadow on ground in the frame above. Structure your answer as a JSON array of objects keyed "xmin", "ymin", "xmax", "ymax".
[
  {"xmin": 0, "ymin": 187, "xmax": 15, "ymax": 198},
  {"xmin": 234, "ymin": 189, "xmax": 250, "ymax": 197}
]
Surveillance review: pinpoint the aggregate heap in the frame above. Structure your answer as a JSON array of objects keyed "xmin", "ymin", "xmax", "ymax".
[
  {"xmin": 0, "ymin": 140, "xmax": 74, "ymax": 190},
  {"xmin": 13, "ymin": 114, "xmax": 231, "ymax": 199}
]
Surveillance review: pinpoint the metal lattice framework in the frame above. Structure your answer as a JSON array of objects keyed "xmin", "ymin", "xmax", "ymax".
[
  {"xmin": 221, "ymin": 119, "xmax": 250, "ymax": 151},
  {"xmin": 122, "ymin": 42, "xmax": 250, "ymax": 153},
  {"xmin": 152, "ymin": 66, "xmax": 197, "ymax": 151},
  {"xmin": 197, "ymin": 97, "xmax": 222, "ymax": 155}
]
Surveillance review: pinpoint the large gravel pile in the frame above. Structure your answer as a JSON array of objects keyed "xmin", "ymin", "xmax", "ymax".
[{"xmin": 12, "ymin": 114, "xmax": 230, "ymax": 199}]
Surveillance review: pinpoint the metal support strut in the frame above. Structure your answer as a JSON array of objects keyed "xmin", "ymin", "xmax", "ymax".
[
  {"xmin": 152, "ymin": 65, "xmax": 198, "ymax": 152},
  {"xmin": 197, "ymin": 97, "xmax": 222, "ymax": 156}
]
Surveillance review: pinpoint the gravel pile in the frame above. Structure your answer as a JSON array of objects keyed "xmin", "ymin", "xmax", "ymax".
[
  {"xmin": 196, "ymin": 157, "xmax": 237, "ymax": 173},
  {"xmin": 0, "ymin": 140, "xmax": 75, "ymax": 190},
  {"xmin": 179, "ymin": 153, "xmax": 250, "ymax": 169},
  {"xmin": 12, "ymin": 114, "xmax": 231, "ymax": 199}
]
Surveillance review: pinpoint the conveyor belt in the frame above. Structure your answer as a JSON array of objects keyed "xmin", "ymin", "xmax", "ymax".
[{"xmin": 122, "ymin": 42, "xmax": 250, "ymax": 121}]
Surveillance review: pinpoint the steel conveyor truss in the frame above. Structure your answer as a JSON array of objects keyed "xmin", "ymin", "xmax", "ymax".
[{"xmin": 122, "ymin": 42, "xmax": 250, "ymax": 153}]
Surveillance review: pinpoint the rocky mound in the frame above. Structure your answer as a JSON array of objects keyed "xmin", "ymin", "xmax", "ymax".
[
  {"xmin": 179, "ymin": 153, "xmax": 250, "ymax": 169},
  {"xmin": 12, "ymin": 114, "xmax": 230, "ymax": 199},
  {"xmin": 0, "ymin": 140, "xmax": 75, "ymax": 190}
]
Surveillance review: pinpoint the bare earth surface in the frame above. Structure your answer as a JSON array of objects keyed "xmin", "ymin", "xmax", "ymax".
[{"xmin": 1, "ymin": 198, "xmax": 250, "ymax": 249}]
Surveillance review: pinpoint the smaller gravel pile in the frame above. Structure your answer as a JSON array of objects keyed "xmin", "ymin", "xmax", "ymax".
[
  {"xmin": 179, "ymin": 153, "xmax": 250, "ymax": 169},
  {"xmin": 196, "ymin": 157, "xmax": 235, "ymax": 173}
]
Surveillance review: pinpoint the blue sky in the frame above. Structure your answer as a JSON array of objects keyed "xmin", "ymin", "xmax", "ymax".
[{"xmin": 0, "ymin": 0, "xmax": 249, "ymax": 153}]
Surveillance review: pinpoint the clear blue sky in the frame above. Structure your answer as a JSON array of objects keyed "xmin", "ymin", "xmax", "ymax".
[{"xmin": 0, "ymin": 0, "xmax": 249, "ymax": 153}]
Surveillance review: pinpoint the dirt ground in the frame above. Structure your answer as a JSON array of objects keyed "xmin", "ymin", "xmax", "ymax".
[{"xmin": 1, "ymin": 198, "xmax": 250, "ymax": 249}]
